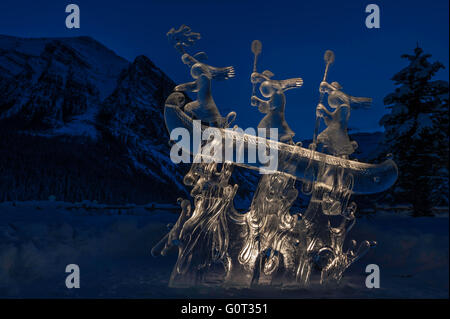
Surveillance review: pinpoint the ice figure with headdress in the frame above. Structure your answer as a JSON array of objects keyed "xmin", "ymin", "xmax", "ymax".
[
  {"xmin": 168, "ymin": 25, "xmax": 235, "ymax": 128},
  {"xmin": 174, "ymin": 52, "xmax": 235, "ymax": 127},
  {"xmin": 315, "ymin": 80, "xmax": 372, "ymax": 157},
  {"xmin": 250, "ymin": 69, "xmax": 303, "ymax": 143}
]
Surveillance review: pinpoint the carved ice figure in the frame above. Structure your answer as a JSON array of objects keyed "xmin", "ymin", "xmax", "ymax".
[
  {"xmin": 250, "ymin": 70, "xmax": 303, "ymax": 143},
  {"xmin": 315, "ymin": 81, "xmax": 372, "ymax": 157},
  {"xmin": 166, "ymin": 24, "xmax": 235, "ymax": 127},
  {"xmin": 174, "ymin": 52, "xmax": 235, "ymax": 127}
]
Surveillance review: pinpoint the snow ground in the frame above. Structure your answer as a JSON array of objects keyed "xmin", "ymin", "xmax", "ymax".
[{"xmin": 0, "ymin": 201, "xmax": 447, "ymax": 298}]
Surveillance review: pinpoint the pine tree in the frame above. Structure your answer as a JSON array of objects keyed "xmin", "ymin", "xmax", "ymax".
[{"xmin": 380, "ymin": 46, "xmax": 449, "ymax": 216}]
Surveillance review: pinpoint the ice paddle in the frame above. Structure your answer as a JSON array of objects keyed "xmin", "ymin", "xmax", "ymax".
[
  {"xmin": 251, "ymin": 40, "xmax": 262, "ymax": 97},
  {"xmin": 302, "ymin": 50, "xmax": 335, "ymax": 195}
]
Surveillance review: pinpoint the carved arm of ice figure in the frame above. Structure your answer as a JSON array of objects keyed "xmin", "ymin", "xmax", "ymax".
[
  {"xmin": 278, "ymin": 78, "xmax": 304, "ymax": 91},
  {"xmin": 251, "ymin": 96, "xmax": 272, "ymax": 113},
  {"xmin": 174, "ymin": 81, "xmax": 199, "ymax": 93},
  {"xmin": 251, "ymin": 70, "xmax": 273, "ymax": 83},
  {"xmin": 316, "ymin": 102, "xmax": 333, "ymax": 120},
  {"xmin": 208, "ymin": 65, "xmax": 235, "ymax": 81}
]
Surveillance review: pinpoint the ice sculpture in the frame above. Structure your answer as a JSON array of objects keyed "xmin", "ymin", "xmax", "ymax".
[{"xmin": 152, "ymin": 26, "xmax": 398, "ymax": 289}]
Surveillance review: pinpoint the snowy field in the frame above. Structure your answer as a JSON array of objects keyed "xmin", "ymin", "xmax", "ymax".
[{"xmin": 0, "ymin": 201, "xmax": 448, "ymax": 298}]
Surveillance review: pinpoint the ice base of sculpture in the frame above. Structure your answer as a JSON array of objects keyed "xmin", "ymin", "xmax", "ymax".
[{"xmin": 153, "ymin": 139, "xmax": 376, "ymax": 288}]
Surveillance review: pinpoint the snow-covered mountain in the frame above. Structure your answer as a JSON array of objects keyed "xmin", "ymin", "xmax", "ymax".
[
  {"xmin": 97, "ymin": 55, "xmax": 187, "ymax": 196},
  {"xmin": 0, "ymin": 35, "xmax": 191, "ymax": 204},
  {"xmin": 0, "ymin": 35, "xmax": 128, "ymax": 135},
  {"xmin": 0, "ymin": 35, "xmax": 262, "ymax": 205}
]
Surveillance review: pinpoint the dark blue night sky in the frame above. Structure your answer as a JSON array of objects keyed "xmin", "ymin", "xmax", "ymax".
[{"xmin": 0, "ymin": 0, "xmax": 448, "ymax": 139}]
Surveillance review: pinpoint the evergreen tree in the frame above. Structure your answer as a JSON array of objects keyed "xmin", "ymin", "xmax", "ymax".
[{"xmin": 380, "ymin": 46, "xmax": 449, "ymax": 216}]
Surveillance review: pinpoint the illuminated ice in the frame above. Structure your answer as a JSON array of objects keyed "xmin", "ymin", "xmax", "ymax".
[{"xmin": 152, "ymin": 26, "xmax": 397, "ymax": 288}]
